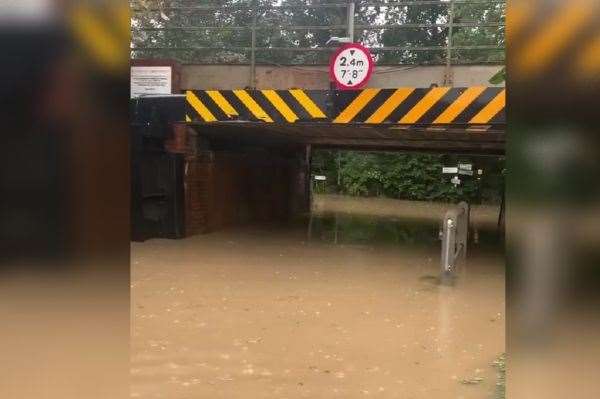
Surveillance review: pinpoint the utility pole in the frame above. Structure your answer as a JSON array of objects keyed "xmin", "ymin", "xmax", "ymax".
[
  {"xmin": 249, "ymin": 3, "xmax": 257, "ymax": 88},
  {"xmin": 346, "ymin": 0, "xmax": 355, "ymax": 42},
  {"xmin": 444, "ymin": 0, "xmax": 455, "ymax": 86}
]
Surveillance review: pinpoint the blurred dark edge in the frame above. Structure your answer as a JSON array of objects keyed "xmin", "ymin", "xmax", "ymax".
[
  {"xmin": 1, "ymin": 24, "xmax": 130, "ymax": 271},
  {"xmin": 0, "ymin": 6, "xmax": 130, "ymax": 399},
  {"xmin": 507, "ymin": 0, "xmax": 600, "ymax": 397}
]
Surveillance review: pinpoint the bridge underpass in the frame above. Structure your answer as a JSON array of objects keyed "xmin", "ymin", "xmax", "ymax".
[{"xmin": 131, "ymin": 86, "xmax": 505, "ymax": 240}]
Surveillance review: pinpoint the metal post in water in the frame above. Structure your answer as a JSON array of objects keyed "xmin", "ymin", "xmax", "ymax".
[
  {"xmin": 441, "ymin": 216, "xmax": 457, "ymax": 275},
  {"xmin": 440, "ymin": 202, "xmax": 469, "ymax": 284}
]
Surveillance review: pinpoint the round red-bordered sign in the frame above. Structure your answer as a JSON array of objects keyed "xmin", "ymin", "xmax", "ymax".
[{"xmin": 329, "ymin": 43, "xmax": 374, "ymax": 90}]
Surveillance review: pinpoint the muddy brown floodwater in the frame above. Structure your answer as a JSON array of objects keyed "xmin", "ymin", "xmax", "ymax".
[{"xmin": 131, "ymin": 195, "xmax": 505, "ymax": 399}]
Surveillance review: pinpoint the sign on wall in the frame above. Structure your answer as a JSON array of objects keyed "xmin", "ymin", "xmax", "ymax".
[
  {"xmin": 131, "ymin": 66, "xmax": 172, "ymax": 98},
  {"xmin": 329, "ymin": 43, "xmax": 374, "ymax": 90}
]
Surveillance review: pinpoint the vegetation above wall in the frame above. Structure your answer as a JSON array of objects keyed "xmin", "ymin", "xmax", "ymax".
[{"xmin": 131, "ymin": 0, "xmax": 505, "ymax": 65}]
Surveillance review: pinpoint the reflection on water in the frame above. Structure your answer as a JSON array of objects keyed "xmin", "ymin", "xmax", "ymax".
[
  {"xmin": 308, "ymin": 213, "xmax": 438, "ymax": 247},
  {"xmin": 307, "ymin": 212, "xmax": 503, "ymax": 251}
]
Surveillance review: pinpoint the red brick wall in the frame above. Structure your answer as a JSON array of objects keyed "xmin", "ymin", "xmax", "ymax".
[{"xmin": 183, "ymin": 151, "xmax": 293, "ymax": 236}]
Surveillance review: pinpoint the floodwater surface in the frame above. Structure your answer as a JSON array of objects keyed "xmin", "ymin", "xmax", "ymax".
[{"xmin": 131, "ymin": 196, "xmax": 505, "ymax": 398}]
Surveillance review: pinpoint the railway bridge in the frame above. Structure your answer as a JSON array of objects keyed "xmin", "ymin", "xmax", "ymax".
[{"xmin": 131, "ymin": 67, "xmax": 505, "ymax": 240}]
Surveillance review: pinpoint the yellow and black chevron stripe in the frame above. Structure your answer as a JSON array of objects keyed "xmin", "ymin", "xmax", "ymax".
[
  {"xmin": 185, "ymin": 88, "xmax": 505, "ymax": 126},
  {"xmin": 185, "ymin": 89, "xmax": 328, "ymax": 123},
  {"xmin": 332, "ymin": 87, "xmax": 505, "ymax": 125}
]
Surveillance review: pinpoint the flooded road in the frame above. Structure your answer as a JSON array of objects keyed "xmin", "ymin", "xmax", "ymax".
[{"xmin": 131, "ymin": 196, "xmax": 505, "ymax": 398}]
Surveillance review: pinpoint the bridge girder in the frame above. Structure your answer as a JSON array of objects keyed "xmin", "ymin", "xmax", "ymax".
[{"xmin": 131, "ymin": 87, "xmax": 506, "ymax": 155}]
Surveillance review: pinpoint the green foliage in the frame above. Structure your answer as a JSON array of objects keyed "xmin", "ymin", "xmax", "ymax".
[
  {"xmin": 449, "ymin": 1, "xmax": 506, "ymax": 64},
  {"xmin": 312, "ymin": 150, "xmax": 504, "ymax": 204},
  {"xmin": 489, "ymin": 66, "xmax": 506, "ymax": 84},
  {"xmin": 131, "ymin": 0, "xmax": 505, "ymax": 65},
  {"xmin": 379, "ymin": 3, "xmax": 448, "ymax": 64}
]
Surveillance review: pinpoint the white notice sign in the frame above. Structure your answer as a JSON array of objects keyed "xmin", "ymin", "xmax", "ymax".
[
  {"xmin": 442, "ymin": 167, "xmax": 459, "ymax": 174},
  {"xmin": 131, "ymin": 66, "xmax": 172, "ymax": 98}
]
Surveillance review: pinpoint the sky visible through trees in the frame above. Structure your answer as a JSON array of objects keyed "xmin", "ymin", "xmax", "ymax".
[{"xmin": 131, "ymin": 0, "xmax": 505, "ymax": 65}]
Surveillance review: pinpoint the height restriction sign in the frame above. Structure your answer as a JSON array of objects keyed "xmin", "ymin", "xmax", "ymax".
[{"xmin": 329, "ymin": 43, "xmax": 374, "ymax": 89}]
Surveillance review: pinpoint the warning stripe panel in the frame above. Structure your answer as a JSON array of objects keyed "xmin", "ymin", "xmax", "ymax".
[
  {"xmin": 333, "ymin": 89, "xmax": 380, "ymax": 123},
  {"xmin": 233, "ymin": 90, "xmax": 273, "ymax": 122},
  {"xmin": 353, "ymin": 89, "xmax": 397, "ymax": 122},
  {"xmin": 331, "ymin": 87, "xmax": 505, "ymax": 125},
  {"xmin": 289, "ymin": 89, "xmax": 327, "ymax": 118},
  {"xmin": 399, "ymin": 88, "xmax": 451, "ymax": 124},
  {"xmin": 452, "ymin": 87, "xmax": 502, "ymax": 124},
  {"xmin": 417, "ymin": 88, "xmax": 466, "ymax": 125},
  {"xmin": 365, "ymin": 88, "xmax": 414, "ymax": 123},
  {"xmin": 262, "ymin": 90, "xmax": 299, "ymax": 122},
  {"xmin": 184, "ymin": 88, "xmax": 505, "ymax": 127},
  {"xmin": 206, "ymin": 90, "xmax": 238, "ymax": 117},
  {"xmin": 186, "ymin": 91, "xmax": 216, "ymax": 122},
  {"xmin": 186, "ymin": 89, "xmax": 329, "ymax": 123},
  {"xmin": 278, "ymin": 90, "xmax": 312, "ymax": 120},
  {"xmin": 469, "ymin": 89, "xmax": 506, "ymax": 124},
  {"xmin": 194, "ymin": 91, "xmax": 230, "ymax": 121}
]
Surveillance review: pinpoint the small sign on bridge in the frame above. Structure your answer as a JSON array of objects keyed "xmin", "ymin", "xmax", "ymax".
[{"xmin": 329, "ymin": 43, "xmax": 374, "ymax": 90}]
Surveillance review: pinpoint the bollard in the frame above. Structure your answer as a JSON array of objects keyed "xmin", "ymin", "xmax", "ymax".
[{"xmin": 440, "ymin": 202, "xmax": 470, "ymax": 284}]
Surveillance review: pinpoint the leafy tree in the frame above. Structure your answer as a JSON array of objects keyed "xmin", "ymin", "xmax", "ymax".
[
  {"xmin": 450, "ymin": 0, "xmax": 505, "ymax": 63},
  {"xmin": 378, "ymin": 3, "xmax": 448, "ymax": 64},
  {"xmin": 312, "ymin": 150, "xmax": 504, "ymax": 204},
  {"xmin": 131, "ymin": 0, "xmax": 505, "ymax": 65}
]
